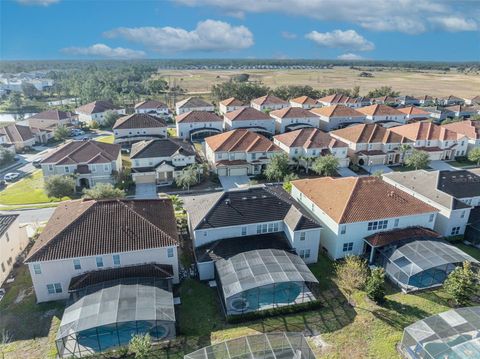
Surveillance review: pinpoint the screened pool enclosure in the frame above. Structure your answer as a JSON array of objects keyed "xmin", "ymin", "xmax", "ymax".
[
  {"xmin": 56, "ymin": 277, "xmax": 175, "ymax": 358},
  {"xmin": 184, "ymin": 332, "xmax": 316, "ymax": 359},
  {"xmin": 400, "ymin": 306, "xmax": 480, "ymax": 359},
  {"xmin": 215, "ymin": 249, "xmax": 319, "ymax": 316},
  {"xmin": 376, "ymin": 239, "xmax": 478, "ymax": 292}
]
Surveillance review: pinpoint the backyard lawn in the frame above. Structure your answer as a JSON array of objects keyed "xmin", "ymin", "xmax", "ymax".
[
  {"xmin": 0, "ymin": 170, "xmax": 70, "ymax": 206},
  {"xmin": 95, "ymin": 135, "xmax": 115, "ymax": 144}
]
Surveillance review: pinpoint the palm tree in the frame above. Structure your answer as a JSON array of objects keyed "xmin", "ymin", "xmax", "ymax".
[{"xmin": 399, "ymin": 144, "xmax": 411, "ymax": 165}]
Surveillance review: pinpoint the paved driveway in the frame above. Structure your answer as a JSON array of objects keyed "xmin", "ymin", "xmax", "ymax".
[
  {"xmin": 337, "ymin": 167, "xmax": 358, "ymax": 177},
  {"xmin": 429, "ymin": 160, "xmax": 458, "ymax": 171},
  {"xmin": 363, "ymin": 164, "xmax": 393, "ymax": 174},
  {"xmin": 219, "ymin": 175, "xmax": 250, "ymax": 191},
  {"xmin": 135, "ymin": 183, "xmax": 157, "ymax": 198}
]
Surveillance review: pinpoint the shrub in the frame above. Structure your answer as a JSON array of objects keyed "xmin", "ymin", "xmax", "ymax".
[
  {"xmin": 366, "ymin": 267, "xmax": 386, "ymax": 303},
  {"xmin": 83, "ymin": 183, "xmax": 125, "ymax": 200},
  {"xmin": 44, "ymin": 175, "xmax": 75, "ymax": 198},
  {"xmin": 129, "ymin": 334, "xmax": 152, "ymax": 359},
  {"xmin": 444, "ymin": 261, "xmax": 477, "ymax": 306},
  {"xmin": 335, "ymin": 256, "xmax": 368, "ymax": 303}
]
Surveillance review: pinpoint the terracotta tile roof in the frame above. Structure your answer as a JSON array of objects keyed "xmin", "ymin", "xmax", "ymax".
[
  {"xmin": 224, "ymin": 107, "xmax": 271, "ymax": 121},
  {"xmin": 113, "ymin": 113, "xmax": 166, "ymax": 129},
  {"xmin": 76, "ymin": 100, "xmax": 118, "ymax": 115},
  {"xmin": 397, "ymin": 106, "xmax": 430, "ymax": 116},
  {"xmin": 134, "ymin": 99, "xmax": 167, "ymax": 109},
  {"xmin": 442, "ymin": 120, "xmax": 480, "ymax": 140},
  {"xmin": 331, "ymin": 123, "xmax": 405, "ymax": 144},
  {"xmin": 0, "ymin": 124, "xmax": 35, "ymax": 143},
  {"xmin": 292, "ymin": 176, "xmax": 438, "ymax": 224},
  {"xmin": 364, "ymin": 227, "xmax": 442, "ymax": 247},
  {"xmin": 389, "ymin": 122, "xmax": 464, "ymax": 141},
  {"xmin": 290, "ymin": 96, "xmax": 318, "ymax": 106},
  {"xmin": 25, "ymin": 198, "xmax": 178, "ymax": 263},
  {"xmin": 251, "ymin": 94, "xmax": 288, "ymax": 106},
  {"xmin": 270, "ymin": 107, "xmax": 318, "ymax": 119},
  {"xmin": 274, "ymin": 128, "xmax": 347, "ymax": 149},
  {"xmin": 357, "ymin": 104, "xmax": 404, "ymax": 116},
  {"xmin": 28, "ymin": 110, "xmax": 73, "ymax": 121},
  {"xmin": 205, "ymin": 129, "xmax": 281, "ymax": 153},
  {"xmin": 176, "ymin": 97, "xmax": 212, "ymax": 109},
  {"xmin": 310, "ymin": 104, "xmax": 365, "ymax": 118},
  {"xmin": 41, "ymin": 140, "xmax": 120, "ymax": 165},
  {"xmin": 219, "ymin": 97, "xmax": 245, "ymax": 107},
  {"xmin": 175, "ymin": 110, "xmax": 222, "ymax": 123},
  {"xmin": 130, "ymin": 138, "xmax": 195, "ymax": 159}
]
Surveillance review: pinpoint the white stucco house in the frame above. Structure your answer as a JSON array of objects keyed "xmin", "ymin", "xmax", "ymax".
[
  {"xmin": 224, "ymin": 107, "xmax": 276, "ymax": 135},
  {"xmin": 27, "ymin": 110, "xmax": 76, "ymax": 130},
  {"xmin": 175, "ymin": 111, "xmax": 223, "ymax": 141},
  {"xmin": 441, "ymin": 120, "xmax": 480, "ymax": 153},
  {"xmin": 134, "ymin": 100, "xmax": 169, "ymax": 117},
  {"xmin": 310, "ymin": 105, "xmax": 366, "ymax": 131},
  {"xmin": 269, "ymin": 107, "xmax": 320, "ymax": 133},
  {"xmin": 357, "ymin": 104, "xmax": 407, "ymax": 124},
  {"xmin": 250, "ymin": 95, "xmax": 289, "ymax": 111},
  {"xmin": 289, "ymin": 96, "xmax": 320, "ymax": 109},
  {"xmin": 75, "ymin": 100, "xmax": 125, "ymax": 125},
  {"xmin": 218, "ymin": 97, "xmax": 248, "ymax": 115},
  {"xmin": 112, "ymin": 113, "xmax": 167, "ymax": 144},
  {"xmin": 175, "ymin": 97, "xmax": 214, "ymax": 115},
  {"xmin": 0, "ymin": 123, "xmax": 36, "ymax": 150},
  {"xmin": 0, "ymin": 214, "xmax": 28, "ymax": 286}
]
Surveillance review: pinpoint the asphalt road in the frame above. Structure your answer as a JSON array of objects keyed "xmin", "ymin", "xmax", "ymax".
[{"xmin": 0, "ymin": 206, "xmax": 55, "ymax": 224}]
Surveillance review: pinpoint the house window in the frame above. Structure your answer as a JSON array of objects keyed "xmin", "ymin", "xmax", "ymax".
[
  {"xmin": 451, "ymin": 227, "xmax": 461, "ymax": 236},
  {"xmin": 460, "ymin": 211, "xmax": 465, "ymax": 218},
  {"xmin": 48, "ymin": 164, "xmax": 53, "ymax": 171},
  {"xmin": 268, "ymin": 223, "xmax": 274, "ymax": 232},
  {"xmin": 1, "ymin": 263, "xmax": 4, "ymax": 272},
  {"xmin": 33, "ymin": 263, "xmax": 41, "ymax": 274},
  {"xmin": 300, "ymin": 232, "xmax": 306, "ymax": 241},
  {"xmin": 252, "ymin": 153, "xmax": 256, "ymax": 160},
  {"xmin": 134, "ymin": 160, "xmax": 140, "ymax": 166},
  {"xmin": 241, "ymin": 226, "xmax": 247, "ymax": 236},
  {"xmin": 5, "ymin": 233, "xmax": 9, "ymax": 242},
  {"xmin": 167, "ymin": 248, "xmax": 174, "ymax": 258},
  {"xmin": 429, "ymin": 213, "xmax": 435, "ymax": 222},
  {"xmin": 47, "ymin": 283, "xmax": 62, "ymax": 294},
  {"xmin": 91, "ymin": 164, "xmax": 96, "ymax": 172},
  {"xmin": 113, "ymin": 254, "xmax": 121, "ymax": 266},
  {"xmin": 304, "ymin": 249, "xmax": 311, "ymax": 259},
  {"xmin": 73, "ymin": 259, "xmax": 81, "ymax": 270},
  {"xmin": 311, "ymin": 203, "xmax": 315, "ymax": 211},
  {"xmin": 343, "ymin": 242, "xmax": 354, "ymax": 252},
  {"xmin": 96, "ymin": 256, "xmax": 104, "ymax": 268},
  {"xmin": 262, "ymin": 224, "xmax": 268, "ymax": 233},
  {"xmin": 256, "ymin": 225, "xmax": 262, "ymax": 234},
  {"xmin": 367, "ymin": 220, "xmax": 388, "ymax": 231},
  {"xmin": 104, "ymin": 164, "xmax": 109, "ymax": 171},
  {"xmin": 340, "ymin": 225, "xmax": 346, "ymax": 235},
  {"xmin": 273, "ymin": 222, "xmax": 279, "ymax": 231},
  {"xmin": 394, "ymin": 219, "xmax": 400, "ymax": 227},
  {"xmin": 65, "ymin": 166, "xmax": 70, "ymax": 173}
]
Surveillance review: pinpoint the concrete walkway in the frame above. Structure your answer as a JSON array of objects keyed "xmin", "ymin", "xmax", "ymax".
[
  {"xmin": 337, "ymin": 167, "xmax": 359, "ymax": 177},
  {"xmin": 134, "ymin": 183, "xmax": 157, "ymax": 198},
  {"xmin": 219, "ymin": 175, "xmax": 250, "ymax": 190},
  {"xmin": 429, "ymin": 160, "xmax": 459, "ymax": 171},
  {"xmin": 362, "ymin": 164, "xmax": 393, "ymax": 174}
]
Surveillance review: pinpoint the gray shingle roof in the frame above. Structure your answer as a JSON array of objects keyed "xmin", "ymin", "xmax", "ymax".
[
  {"xmin": 41, "ymin": 140, "xmax": 120, "ymax": 165},
  {"xmin": 113, "ymin": 113, "xmax": 166, "ymax": 130},
  {"xmin": 130, "ymin": 138, "xmax": 195, "ymax": 159},
  {"xmin": 0, "ymin": 214, "xmax": 18, "ymax": 238},
  {"xmin": 437, "ymin": 170, "xmax": 480, "ymax": 199}
]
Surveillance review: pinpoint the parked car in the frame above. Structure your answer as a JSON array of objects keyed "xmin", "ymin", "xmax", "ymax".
[
  {"xmin": 71, "ymin": 129, "xmax": 85, "ymax": 137},
  {"xmin": 32, "ymin": 158, "xmax": 42, "ymax": 168},
  {"xmin": 4, "ymin": 172, "xmax": 20, "ymax": 181}
]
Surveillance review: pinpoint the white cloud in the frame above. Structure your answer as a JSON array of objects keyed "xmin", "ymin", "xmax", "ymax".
[
  {"xmin": 104, "ymin": 20, "xmax": 254, "ymax": 53},
  {"xmin": 16, "ymin": 0, "xmax": 59, "ymax": 5},
  {"xmin": 429, "ymin": 16, "xmax": 478, "ymax": 32},
  {"xmin": 281, "ymin": 31, "xmax": 297, "ymax": 39},
  {"xmin": 337, "ymin": 53, "xmax": 365, "ymax": 60},
  {"xmin": 61, "ymin": 44, "xmax": 146, "ymax": 59},
  {"xmin": 175, "ymin": 0, "xmax": 478, "ymax": 34},
  {"xmin": 306, "ymin": 30, "xmax": 374, "ymax": 51}
]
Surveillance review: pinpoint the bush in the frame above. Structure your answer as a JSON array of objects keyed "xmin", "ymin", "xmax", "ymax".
[
  {"xmin": 366, "ymin": 267, "xmax": 386, "ymax": 303},
  {"xmin": 53, "ymin": 125, "xmax": 70, "ymax": 141},
  {"xmin": 129, "ymin": 334, "xmax": 152, "ymax": 359},
  {"xmin": 83, "ymin": 183, "xmax": 125, "ymax": 200},
  {"xmin": 444, "ymin": 261, "xmax": 477, "ymax": 306},
  {"xmin": 335, "ymin": 256, "xmax": 368, "ymax": 302},
  {"xmin": 44, "ymin": 175, "xmax": 75, "ymax": 198},
  {"xmin": 0, "ymin": 148, "xmax": 15, "ymax": 167}
]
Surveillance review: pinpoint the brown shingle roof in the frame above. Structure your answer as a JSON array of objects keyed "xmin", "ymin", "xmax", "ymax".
[
  {"xmin": 318, "ymin": 94, "xmax": 355, "ymax": 104},
  {"xmin": 357, "ymin": 104, "xmax": 404, "ymax": 116},
  {"xmin": 442, "ymin": 120, "xmax": 480, "ymax": 140},
  {"xmin": 290, "ymin": 96, "xmax": 318, "ymax": 106},
  {"xmin": 389, "ymin": 122, "xmax": 463, "ymax": 141},
  {"xmin": 175, "ymin": 111, "xmax": 222, "ymax": 123},
  {"xmin": 224, "ymin": 107, "xmax": 271, "ymax": 121},
  {"xmin": 134, "ymin": 100, "xmax": 167, "ymax": 110},
  {"xmin": 113, "ymin": 113, "xmax": 167, "ymax": 129},
  {"xmin": 251, "ymin": 94, "xmax": 288, "ymax": 106},
  {"xmin": 41, "ymin": 140, "xmax": 120, "ymax": 165},
  {"xmin": 76, "ymin": 100, "xmax": 118, "ymax": 115},
  {"xmin": 274, "ymin": 128, "xmax": 347, "ymax": 149},
  {"xmin": 219, "ymin": 97, "xmax": 245, "ymax": 107},
  {"xmin": 0, "ymin": 124, "xmax": 35, "ymax": 143},
  {"xmin": 26, "ymin": 199, "xmax": 178, "ymax": 263},
  {"xmin": 293, "ymin": 176, "xmax": 438, "ymax": 224},
  {"xmin": 28, "ymin": 110, "xmax": 72, "ymax": 121},
  {"xmin": 270, "ymin": 107, "xmax": 318, "ymax": 119},
  {"xmin": 331, "ymin": 123, "xmax": 405, "ymax": 144},
  {"xmin": 364, "ymin": 227, "xmax": 442, "ymax": 247},
  {"xmin": 176, "ymin": 97, "xmax": 212, "ymax": 109},
  {"xmin": 205, "ymin": 129, "xmax": 281, "ymax": 153},
  {"xmin": 397, "ymin": 106, "xmax": 430, "ymax": 116},
  {"xmin": 310, "ymin": 104, "xmax": 365, "ymax": 118}
]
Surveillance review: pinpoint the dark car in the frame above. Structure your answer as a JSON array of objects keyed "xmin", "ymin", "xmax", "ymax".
[{"xmin": 32, "ymin": 158, "xmax": 42, "ymax": 168}]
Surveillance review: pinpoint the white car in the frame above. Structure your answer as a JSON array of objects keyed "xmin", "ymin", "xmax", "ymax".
[
  {"xmin": 4, "ymin": 172, "xmax": 20, "ymax": 181},
  {"xmin": 71, "ymin": 129, "xmax": 85, "ymax": 136}
]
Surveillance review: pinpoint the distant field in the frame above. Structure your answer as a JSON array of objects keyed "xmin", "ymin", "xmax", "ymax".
[{"xmin": 158, "ymin": 67, "xmax": 480, "ymax": 98}]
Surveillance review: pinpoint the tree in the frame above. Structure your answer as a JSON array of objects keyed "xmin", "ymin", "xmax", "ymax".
[
  {"xmin": 129, "ymin": 334, "xmax": 152, "ymax": 359},
  {"xmin": 366, "ymin": 86, "xmax": 399, "ymax": 98},
  {"xmin": 311, "ymin": 155, "xmax": 339, "ymax": 176},
  {"xmin": 444, "ymin": 261, "xmax": 477, "ymax": 306},
  {"xmin": 44, "ymin": 175, "xmax": 75, "ymax": 198},
  {"xmin": 405, "ymin": 149, "xmax": 430, "ymax": 170},
  {"xmin": 335, "ymin": 256, "xmax": 368, "ymax": 303},
  {"xmin": 21, "ymin": 82, "xmax": 40, "ymax": 99},
  {"xmin": 169, "ymin": 194, "xmax": 184, "ymax": 212},
  {"xmin": 0, "ymin": 148, "xmax": 15, "ymax": 166},
  {"xmin": 145, "ymin": 78, "xmax": 168, "ymax": 95},
  {"xmin": 103, "ymin": 110, "xmax": 121, "ymax": 128},
  {"xmin": 175, "ymin": 165, "xmax": 199, "ymax": 190},
  {"xmin": 365, "ymin": 267, "xmax": 386, "ymax": 303},
  {"xmin": 8, "ymin": 92, "xmax": 22, "ymax": 110},
  {"xmin": 468, "ymin": 147, "xmax": 480, "ymax": 165},
  {"xmin": 264, "ymin": 153, "xmax": 290, "ymax": 182},
  {"xmin": 398, "ymin": 144, "xmax": 411, "ymax": 164},
  {"xmin": 82, "ymin": 183, "xmax": 125, "ymax": 199},
  {"xmin": 282, "ymin": 173, "xmax": 299, "ymax": 193},
  {"xmin": 271, "ymin": 85, "xmax": 321, "ymax": 100},
  {"xmin": 53, "ymin": 125, "xmax": 70, "ymax": 141},
  {"xmin": 211, "ymin": 81, "xmax": 269, "ymax": 103},
  {"xmin": 351, "ymin": 85, "xmax": 360, "ymax": 98}
]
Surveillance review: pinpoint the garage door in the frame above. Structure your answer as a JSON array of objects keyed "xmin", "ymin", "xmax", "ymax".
[
  {"xmin": 217, "ymin": 168, "xmax": 228, "ymax": 176},
  {"xmin": 134, "ymin": 174, "xmax": 156, "ymax": 184},
  {"xmin": 229, "ymin": 167, "xmax": 248, "ymax": 176}
]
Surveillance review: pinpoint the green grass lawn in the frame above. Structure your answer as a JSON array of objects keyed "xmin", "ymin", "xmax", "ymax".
[
  {"xmin": 95, "ymin": 135, "xmax": 115, "ymax": 144},
  {"xmin": 0, "ymin": 170, "xmax": 70, "ymax": 205},
  {"xmin": 448, "ymin": 159, "xmax": 478, "ymax": 168},
  {"xmin": 167, "ymin": 128, "xmax": 177, "ymax": 137}
]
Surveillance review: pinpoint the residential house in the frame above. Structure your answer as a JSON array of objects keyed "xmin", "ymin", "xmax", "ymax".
[
  {"xmin": 0, "ymin": 123, "xmax": 36, "ymax": 150},
  {"xmin": 372, "ymin": 96, "xmax": 398, "ymax": 106},
  {"xmin": 175, "ymin": 111, "xmax": 223, "ymax": 141},
  {"xmin": 438, "ymin": 95, "xmax": 464, "ymax": 106},
  {"xmin": 397, "ymin": 106, "xmax": 431, "ymax": 122},
  {"xmin": 273, "ymin": 128, "xmax": 350, "ymax": 167},
  {"xmin": 396, "ymin": 96, "xmax": 420, "ymax": 106},
  {"xmin": 317, "ymin": 94, "xmax": 363, "ymax": 108},
  {"xmin": 423, "ymin": 106, "xmax": 452, "ymax": 122},
  {"xmin": 418, "ymin": 95, "xmax": 435, "ymax": 106},
  {"xmin": 76, "ymin": 100, "xmax": 125, "ymax": 125},
  {"xmin": 40, "ymin": 140, "xmax": 121, "ymax": 188},
  {"xmin": 444, "ymin": 105, "xmax": 477, "ymax": 118},
  {"xmin": 183, "ymin": 185, "xmax": 322, "ymax": 280},
  {"xmin": 224, "ymin": 107, "xmax": 276, "ymax": 135},
  {"xmin": 112, "ymin": 113, "xmax": 167, "ymax": 144},
  {"xmin": 0, "ymin": 214, "xmax": 28, "ymax": 285},
  {"xmin": 175, "ymin": 97, "xmax": 214, "ymax": 115},
  {"xmin": 25, "ymin": 198, "xmax": 180, "ymax": 302},
  {"xmin": 250, "ymin": 95, "xmax": 289, "ymax": 111},
  {"xmin": 383, "ymin": 170, "xmax": 474, "ymax": 236},
  {"xmin": 269, "ymin": 107, "xmax": 320, "ymax": 133},
  {"xmin": 205, "ymin": 129, "xmax": 282, "ymax": 176},
  {"xmin": 130, "ymin": 138, "xmax": 198, "ymax": 186},
  {"xmin": 291, "ymin": 176, "xmax": 438, "ymax": 259},
  {"xmin": 310, "ymin": 104, "xmax": 366, "ymax": 131},
  {"xmin": 27, "ymin": 110, "xmax": 75, "ymax": 130},
  {"xmin": 436, "ymin": 170, "xmax": 480, "ymax": 207},
  {"xmin": 441, "ymin": 120, "xmax": 480, "ymax": 153},
  {"xmin": 289, "ymin": 96, "xmax": 320, "ymax": 109},
  {"xmin": 218, "ymin": 97, "xmax": 247, "ymax": 115},
  {"xmin": 134, "ymin": 100, "xmax": 169, "ymax": 117},
  {"xmin": 357, "ymin": 104, "xmax": 407, "ymax": 124},
  {"xmin": 464, "ymin": 96, "xmax": 480, "ymax": 106}
]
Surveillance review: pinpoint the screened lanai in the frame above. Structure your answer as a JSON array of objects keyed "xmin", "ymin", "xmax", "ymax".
[
  {"xmin": 215, "ymin": 249, "xmax": 319, "ymax": 316},
  {"xmin": 377, "ymin": 239, "xmax": 478, "ymax": 292},
  {"xmin": 401, "ymin": 306, "xmax": 480, "ymax": 359},
  {"xmin": 56, "ymin": 277, "xmax": 176, "ymax": 358},
  {"xmin": 184, "ymin": 332, "xmax": 316, "ymax": 359}
]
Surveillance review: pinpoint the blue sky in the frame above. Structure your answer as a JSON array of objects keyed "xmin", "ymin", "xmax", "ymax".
[{"xmin": 1, "ymin": 0, "xmax": 479, "ymax": 61}]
